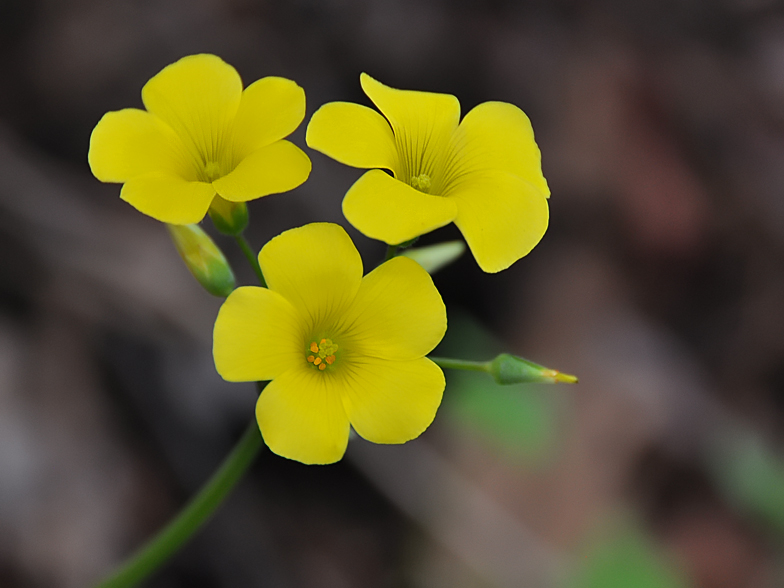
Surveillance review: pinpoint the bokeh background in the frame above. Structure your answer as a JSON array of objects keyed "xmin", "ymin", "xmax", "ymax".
[{"xmin": 1, "ymin": 0, "xmax": 784, "ymax": 586}]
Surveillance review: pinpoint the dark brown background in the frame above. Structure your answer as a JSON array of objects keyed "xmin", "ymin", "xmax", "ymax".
[{"xmin": 0, "ymin": 0, "xmax": 783, "ymax": 587}]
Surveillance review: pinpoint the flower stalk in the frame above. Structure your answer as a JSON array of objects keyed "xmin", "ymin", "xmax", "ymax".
[
  {"xmin": 235, "ymin": 234, "xmax": 267, "ymax": 287},
  {"xmin": 94, "ymin": 420, "xmax": 263, "ymax": 588},
  {"xmin": 95, "ymin": 231, "xmax": 270, "ymax": 588}
]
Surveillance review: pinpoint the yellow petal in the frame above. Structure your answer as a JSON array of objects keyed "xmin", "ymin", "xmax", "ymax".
[
  {"xmin": 360, "ymin": 73, "xmax": 460, "ymax": 183},
  {"xmin": 213, "ymin": 286, "xmax": 304, "ymax": 382},
  {"xmin": 141, "ymin": 54, "xmax": 243, "ymax": 170},
  {"xmin": 231, "ymin": 76, "xmax": 306, "ymax": 162},
  {"xmin": 259, "ymin": 223, "xmax": 363, "ymax": 330},
  {"xmin": 256, "ymin": 366, "xmax": 350, "ymax": 464},
  {"xmin": 306, "ymin": 102, "xmax": 397, "ymax": 170},
  {"xmin": 343, "ymin": 169, "xmax": 457, "ymax": 245},
  {"xmin": 212, "ymin": 140, "xmax": 311, "ymax": 202},
  {"xmin": 339, "ymin": 357, "xmax": 444, "ymax": 444},
  {"xmin": 89, "ymin": 109, "xmax": 195, "ymax": 182},
  {"xmin": 451, "ymin": 171, "xmax": 549, "ymax": 273},
  {"xmin": 336, "ymin": 256, "xmax": 446, "ymax": 360},
  {"xmin": 120, "ymin": 173, "xmax": 216, "ymax": 224},
  {"xmin": 446, "ymin": 101, "xmax": 550, "ymax": 198}
]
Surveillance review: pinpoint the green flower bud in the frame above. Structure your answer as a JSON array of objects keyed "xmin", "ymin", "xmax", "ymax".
[
  {"xmin": 167, "ymin": 224, "xmax": 236, "ymax": 297},
  {"xmin": 402, "ymin": 240, "xmax": 465, "ymax": 274},
  {"xmin": 208, "ymin": 196, "xmax": 249, "ymax": 236},
  {"xmin": 488, "ymin": 353, "xmax": 578, "ymax": 385}
]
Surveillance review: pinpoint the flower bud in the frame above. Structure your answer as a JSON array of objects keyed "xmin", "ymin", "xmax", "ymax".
[
  {"xmin": 208, "ymin": 196, "xmax": 249, "ymax": 236},
  {"xmin": 402, "ymin": 240, "xmax": 465, "ymax": 274},
  {"xmin": 167, "ymin": 224, "xmax": 236, "ymax": 297},
  {"xmin": 488, "ymin": 353, "xmax": 577, "ymax": 385}
]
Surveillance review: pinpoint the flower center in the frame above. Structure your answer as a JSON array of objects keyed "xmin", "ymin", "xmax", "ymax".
[
  {"xmin": 410, "ymin": 173, "xmax": 432, "ymax": 193},
  {"xmin": 306, "ymin": 338, "xmax": 339, "ymax": 371},
  {"xmin": 204, "ymin": 161, "xmax": 223, "ymax": 183}
]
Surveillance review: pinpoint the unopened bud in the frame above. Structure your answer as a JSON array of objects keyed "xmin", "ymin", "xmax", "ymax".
[
  {"xmin": 402, "ymin": 240, "xmax": 465, "ymax": 274},
  {"xmin": 488, "ymin": 353, "xmax": 578, "ymax": 385},
  {"xmin": 208, "ymin": 196, "xmax": 248, "ymax": 236},
  {"xmin": 167, "ymin": 224, "xmax": 235, "ymax": 297}
]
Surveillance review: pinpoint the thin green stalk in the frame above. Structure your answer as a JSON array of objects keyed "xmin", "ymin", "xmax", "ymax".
[
  {"xmin": 235, "ymin": 234, "xmax": 266, "ymax": 287},
  {"xmin": 94, "ymin": 420, "xmax": 263, "ymax": 588},
  {"xmin": 428, "ymin": 356, "xmax": 490, "ymax": 373},
  {"xmin": 384, "ymin": 244, "xmax": 398, "ymax": 261}
]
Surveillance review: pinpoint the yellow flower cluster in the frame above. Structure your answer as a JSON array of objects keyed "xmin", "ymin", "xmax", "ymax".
[{"xmin": 88, "ymin": 54, "xmax": 551, "ymax": 464}]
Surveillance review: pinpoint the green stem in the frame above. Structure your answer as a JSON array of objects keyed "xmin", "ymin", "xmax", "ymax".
[
  {"xmin": 235, "ymin": 234, "xmax": 266, "ymax": 287},
  {"xmin": 384, "ymin": 244, "xmax": 398, "ymax": 261},
  {"xmin": 94, "ymin": 420, "xmax": 263, "ymax": 588},
  {"xmin": 428, "ymin": 356, "xmax": 491, "ymax": 373}
]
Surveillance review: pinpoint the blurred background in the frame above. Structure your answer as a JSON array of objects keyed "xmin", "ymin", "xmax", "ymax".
[{"xmin": 1, "ymin": 0, "xmax": 784, "ymax": 586}]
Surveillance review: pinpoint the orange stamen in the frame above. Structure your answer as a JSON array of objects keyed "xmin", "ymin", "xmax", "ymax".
[
  {"xmin": 326, "ymin": 355, "xmax": 335, "ymax": 365},
  {"xmin": 307, "ymin": 355, "xmax": 315, "ymax": 363},
  {"xmin": 309, "ymin": 342, "xmax": 319, "ymax": 353},
  {"xmin": 313, "ymin": 357, "xmax": 322, "ymax": 366},
  {"xmin": 318, "ymin": 363, "xmax": 326, "ymax": 370}
]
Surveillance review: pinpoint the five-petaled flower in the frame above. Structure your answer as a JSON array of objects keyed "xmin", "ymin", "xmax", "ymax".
[
  {"xmin": 306, "ymin": 74, "xmax": 550, "ymax": 273},
  {"xmin": 88, "ymin": 54, "xmax": 311, "ymax": 225},
  {"xmin": 213, "ymin": 222, "xmax": 447, "ymax": 464}
]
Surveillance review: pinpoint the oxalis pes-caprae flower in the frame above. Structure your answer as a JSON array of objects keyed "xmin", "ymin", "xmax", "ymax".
[
  {"xmin": 213, "ymin": 223, "xmax": 447, "ymax": 465},
  {"xmin": 306, "ymin": 73, "xmax": 550, "ymax": 273},
  {"xmin": 88, "ymin": 54, "xmax": 311, "ymax": 226}
]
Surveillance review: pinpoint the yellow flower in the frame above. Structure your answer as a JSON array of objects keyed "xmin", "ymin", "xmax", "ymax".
[
  {"xmin": 88, "ymin": 54, "xmax": 311, "ymax": 225},
  {"xmin": 213, "ymin": 223, "xmax": 447, "ymax": 464},
  {"xmin": 306, "ymin": 74, "xmax": 550, "ymax": 273}
]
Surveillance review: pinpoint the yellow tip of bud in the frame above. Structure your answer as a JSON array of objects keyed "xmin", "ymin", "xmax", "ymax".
[{"xmin": 552, "ymin": 371, "xmax": 578, "ymax": 384}]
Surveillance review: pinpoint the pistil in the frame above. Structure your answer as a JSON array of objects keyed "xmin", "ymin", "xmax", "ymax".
[{"xmin": 306, "ymin": 338, "xmax": 339, "ymax": 371}]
